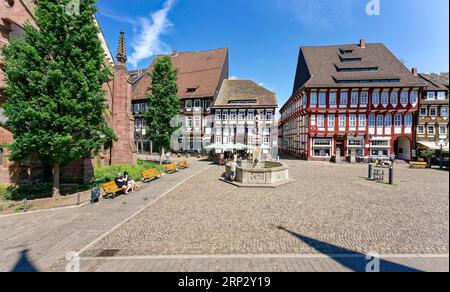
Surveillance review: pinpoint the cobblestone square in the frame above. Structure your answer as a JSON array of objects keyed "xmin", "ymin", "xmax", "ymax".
[{"xmin": 83, "ymin": 160, "xmax": 449, "ymax": 257}]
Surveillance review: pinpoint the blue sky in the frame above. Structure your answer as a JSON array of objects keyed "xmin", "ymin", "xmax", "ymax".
[{"xmin": 96, "ymin": 0, "xmax": 449, "ymax": 107}]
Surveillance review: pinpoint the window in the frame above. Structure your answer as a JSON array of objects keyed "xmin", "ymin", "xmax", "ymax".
[
  {"xmin": 215, "ymin": 136, "xmax": 222, "ymax": 143},
  {"xmin": 310, "ymin": 92, "xmax": 317, "ymax": 106},
  {"xmin": 394, "ymin": 115, "xmax": 402, "ymax": 127},
  {"xmin": 420, "ymin": 107, "xmax": 427, "ymax": 117},
  {"xmin": 376, "ymin": 115, "xmax": 384, "ymax": 127},
  {"xmin": 372, "ymin": 92, "xmax": 380, "ymax": 105},
  {"xmin": 384, "ymin": 114, "xmax": 392, "ymax": 127},
  {"xmin": 371, "ymin": 140, "xmax": 390, "ymax": 147},
  {"xmin": 400, "ymin": 91, "xmax": 409, "ymax": 104},
  {"xmin": 247, "ymin": 111, "xmax": 254, "ymax": 120},
  {"xmin": 418, "ymin": 125, "xmax": 425, "ymax": 135},
  {"xmin": 186, "ymin": 117, "xmax": 193, "ymax": 127},
  {"xmin": 349, "ymin": 115, "xmax": 357, "ymax": 127},
  {"xmin": 266, "ymin": 111, "xmax": 273, "ymax": 121},
  {"xmin": 317, "ymin": 115, "xmax": 325, "ymax": 127},
  {"xmin": 186, "ymin": 100, "xmax": 192, "ymax": 109},
  {"xmin": 222, "ymin": 111, "xmax": 229, "ymax": 120},
  {"xmin": 205, "ymin": 100, "xmax": 211, "ymax": 110},
  {"xmin": 215, "ymin": 112, "xmax": 221, "ymax": 121},
  {"xmin": 133, "ymin": 104, "xmax": 140, "ymax": 114},
  {"xmin": 437, "ymin": 92, "xmax": 446, "ymax": 100},
  {"xmin": 336, "ymin": 67, "xmax": 379, "ymax": 72},
  {"xmin": 339, "ymin": 115, "xmax": 346, "ymax": 127},
  {"xmin": 441, "ymin": 107, "xmax": 449, "ymax": 117},
  {"xmin": 263, "ymin": 136, "xmax": 270, "ymax": 145},
  {"xmin": 340, "ymin": 92, "xmax": 348, "ymax": 105},
  {"xmin": 428, "ymin": 125, "xmax": 435, "ymax": 135},
  {"xmin": 440, "ymin": 125, "xmax": 447, "ymax": 135},
  {"xmin": 430, "ymin": 107, "xmax": 437, "ymax": 117},
  {"xmin": 328, "ymin": 115, "xmax": 335, "ymax": 128},
  {"xmin": 348, "ymin": 138, "xmax": 364, "ymax": 147},
  {"xmin": 381, "ymin": 92, "xmax": 389, "ymax": 105},
  {"xmin": 194, "ymin": 116, "xmax": 201, "ymax": 128},
  {"xmin": 186, "ymin": 87, "xmax": 197, "ymax": 93},
  {"xmin": 427, "ymin": 92, "xmax": 436, "ymax": 100},
  {"xmin": 359, "ymin": 115, "xmax": 366, "ymax": 127},
  {"xmin": 391, "ymin": 92, "xmax": 398, "ymax": 105},
  {"xmin": 335, "ymin": 79, "xmax": 400, "ymax": 84},
  {"xmin": 369, "ymin": 114, "xmax": 376, "ymax": 127},
  {"xmin": 239, "ymin": 111, "xmax": 246, "ymax": 120},
  {"xmin": 404, "ymin": 114, "xmax": 412, "ymax": 127},
  {"xmin": 313, "ymin": 139, "xmax": 331, "ymax": 146},
  {"xmin": 410, "ymin": 91, "xmax": 418, "ymax": 104},
  {"xmin": 194, "ymin": 100, "xmax": 201, "ymax": 109},
  {"xmin": 329, "ymin": 92, "xmax": 337, "ymax": 105},
  {"xmin": 317, "ymin": 92, "xmax": 326, "ymax": 106},
  {"xmin": 351, "ymin": 92, "xmax": 359, "ymax": 105},
  {"xmin": 360, "ymin": 92, "xmax": 368, "ymax": 105},
  {"xmin": 230, "ymin": 111, "xmax": 237, "ymax": 120}
]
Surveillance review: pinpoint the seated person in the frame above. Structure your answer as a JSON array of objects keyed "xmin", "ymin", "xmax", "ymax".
[
  {"xmin": 124, "ymin": 171, "xmax": 139, "ymax": 192},
  {"xmin": 115, "ymin": 173, "xmax": 132, "ymax": 194}
]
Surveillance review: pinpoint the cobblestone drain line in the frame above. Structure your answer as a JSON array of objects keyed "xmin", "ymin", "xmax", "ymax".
[
  {"xmin": 78, "ymin": 165, "xmax": 213, "ymax": 255},
  {"xmin": 82, "ymin": 253, "xmax": 450, "ymax": 261}
]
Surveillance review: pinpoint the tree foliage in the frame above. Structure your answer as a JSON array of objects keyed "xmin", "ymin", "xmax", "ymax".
[
  {"xmin": 143, "ymin": 56, "xmax": 180, "ymax": 156},
  {"xmin": 2, "ymin": 0, "xmax": 115, "ymax": 195}
]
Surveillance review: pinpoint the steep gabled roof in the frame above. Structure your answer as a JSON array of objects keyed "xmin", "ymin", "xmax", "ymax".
[
  {"xmin": 213, "ymin": 80, "xmax": 277, "ymax": 109},
  {"xmin": 132, "ymin": 48, "xmax": 229, "ymax": 100},
  {"xmin": 417, "ymin": 73, "xmax": 449, "ymax": 91},
  {"xmin": 292, "ymin": 42, "xmax": 426, "ymax": 94}
]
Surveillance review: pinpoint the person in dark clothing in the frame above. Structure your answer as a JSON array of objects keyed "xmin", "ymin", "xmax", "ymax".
[
  {"xmin": 124, "ymin": 171, "xmax": 139, "ymax": 191},
  {"xmin": 115, "ymin": 173, "xmax": 131, "ymax": 194}
]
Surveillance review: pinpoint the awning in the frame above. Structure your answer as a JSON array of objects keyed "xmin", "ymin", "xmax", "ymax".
[{"xmin": 418, "ymin": 141, "xmax": 449, "ymax": 152}]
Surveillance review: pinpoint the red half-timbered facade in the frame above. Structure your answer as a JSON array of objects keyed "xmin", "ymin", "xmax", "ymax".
[{"xmin": 279, "ymin": 39, "xmax": 426, "ymax": 161}]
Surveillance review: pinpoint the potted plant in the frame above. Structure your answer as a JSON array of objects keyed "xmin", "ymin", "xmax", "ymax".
[{"xmin": 420, "ymin": 149, "xmax": 436, "ymax": 168}]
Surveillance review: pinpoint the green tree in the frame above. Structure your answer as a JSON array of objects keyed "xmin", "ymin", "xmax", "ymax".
[
  {"xmin": 1, "ymin": 0, "xmax": 115, "ymax": 197},
  {"xmin": 143, "ymin": 56, "xmax": 180, "ymax": 164}
]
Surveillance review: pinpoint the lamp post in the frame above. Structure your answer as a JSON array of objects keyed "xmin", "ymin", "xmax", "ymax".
[
  {"xmin": 368, "ymin": 134, "xmax": 374, "ymax": 180},
  {"xmin": 435, "ymin": 139, "xmax": 449, "ymax": 169}
]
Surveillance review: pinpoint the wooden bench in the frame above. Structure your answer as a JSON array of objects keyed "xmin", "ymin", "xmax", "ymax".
[
  {"xmin": 165, "ymin": 163, "xmax": 178, "ymax": 173},
  {"xmin": 409, "ymin": 161, "xmax": 428, "ymax": 169},
  {"xmin": 102, "ymin": 181, "xmax": 124, "ymax": 198},
  {"xmin": 142, "ymin": 168, "xmax": 161, "ymax": 182},
  {"xmin": 177, "ymin": 160, "xmax": 189, "ymax": 169}
]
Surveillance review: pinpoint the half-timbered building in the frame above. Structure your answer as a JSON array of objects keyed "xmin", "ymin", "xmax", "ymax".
[{"xmin": 279, "ymin": 39, "xmax": 426, "ymax": 161}]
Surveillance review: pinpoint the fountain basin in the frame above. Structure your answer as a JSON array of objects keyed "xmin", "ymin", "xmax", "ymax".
[{"xmin": 223, "ymin": 161, "xmax": 294, "ymax": 188}]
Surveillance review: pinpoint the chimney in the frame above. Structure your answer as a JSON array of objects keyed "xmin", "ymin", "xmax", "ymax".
[
  {"xmin": 411, "ymin": 67, "xmax": 418, "ymax": 76},
  {"xmin": 359, "ymin": 39, "xmax": 366, "ymax": 49}
]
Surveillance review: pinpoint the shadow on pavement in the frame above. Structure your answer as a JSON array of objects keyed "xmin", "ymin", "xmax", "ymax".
[
  {"xmin": 277, "ymin": 226, "xmax": 422, "ymax": 272},
  {"xmin": 10, "ymin": 250, "xmax": 39, "ymax": 272}
]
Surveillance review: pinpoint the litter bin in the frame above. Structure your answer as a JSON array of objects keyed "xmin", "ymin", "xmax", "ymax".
[{"xmin": 91, "ymin": 187, "xmax": 100, "ymax": 204}]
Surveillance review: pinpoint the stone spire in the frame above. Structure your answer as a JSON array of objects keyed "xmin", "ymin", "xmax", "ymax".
[{"xmin": 116, "ymin": 30, "xmax": 127, "ymax": 65}]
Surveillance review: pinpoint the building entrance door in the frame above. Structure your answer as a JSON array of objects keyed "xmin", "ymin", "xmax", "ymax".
[{"xmin": 336, "ymin": 139, "xmax": 345, "ymax": 157}]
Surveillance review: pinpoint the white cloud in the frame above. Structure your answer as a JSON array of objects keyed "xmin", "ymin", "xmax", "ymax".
[
  {"xmin": 229, "ymin": 75, "xmax": 238, "ymax": 80},
  {"xmin": 127, "ymin": 0, "xmax": 176, "ymax": 68}
]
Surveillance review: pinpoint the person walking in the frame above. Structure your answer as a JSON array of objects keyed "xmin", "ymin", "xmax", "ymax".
[{"xmin": 230, "ymin": 157, "xmax": 238, "ymax": 182}]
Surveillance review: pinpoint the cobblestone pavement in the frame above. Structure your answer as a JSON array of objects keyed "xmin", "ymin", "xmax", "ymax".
[
  {"xmin": 0, "ymin": 158, "xmax": 211, "ymax": 272},
  {"xmin": 78, "ymin": 255, "xmax": 449, "ymax": 272},
  {"xmin": 84, "ymin": 160, "xmax": 449, "ymax": 261}
]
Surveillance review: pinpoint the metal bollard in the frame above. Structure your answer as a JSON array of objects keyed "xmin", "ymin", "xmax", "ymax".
[
  {"xmin": 389, "ymin": 164, "xmax": 394, "ymax": 185},
  {"xmin": 23, "ymin": 198, "xmax": 28, "ymax": 213},
  {"xmin": 368, "ymin": 163, "xmax": 374, "ymax": 180},
  {"xmin": 77, "ymin": 193, "xmax": 80, "ymax": 206}
]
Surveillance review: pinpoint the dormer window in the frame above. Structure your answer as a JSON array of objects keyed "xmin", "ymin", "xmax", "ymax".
[
  {"xmin": 4, "ymin": 0, "xmax": 15, "ymax": 8},
  {"xmin": 186, "ymin": 87, "xmax": 198, "ymax": 93},
  {"xmin": 339, "ymin": 49, "xmax": 354, "ymax": 55}
]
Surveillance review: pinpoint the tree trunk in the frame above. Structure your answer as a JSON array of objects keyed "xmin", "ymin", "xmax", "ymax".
[
  {"xmin": 150, "ymin": 140, "xmax": 153, "ymax": 155},
  {"xmin": 140, "ymin": 135, "xmax": 144, "ymax": 155},
  {"xmin": 52, "ymin": 163, "xmax": 61, "ymax": 198},
  {"xmin": 159, "ymin": 147, "xmax": 164, "ymax": 165}
]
